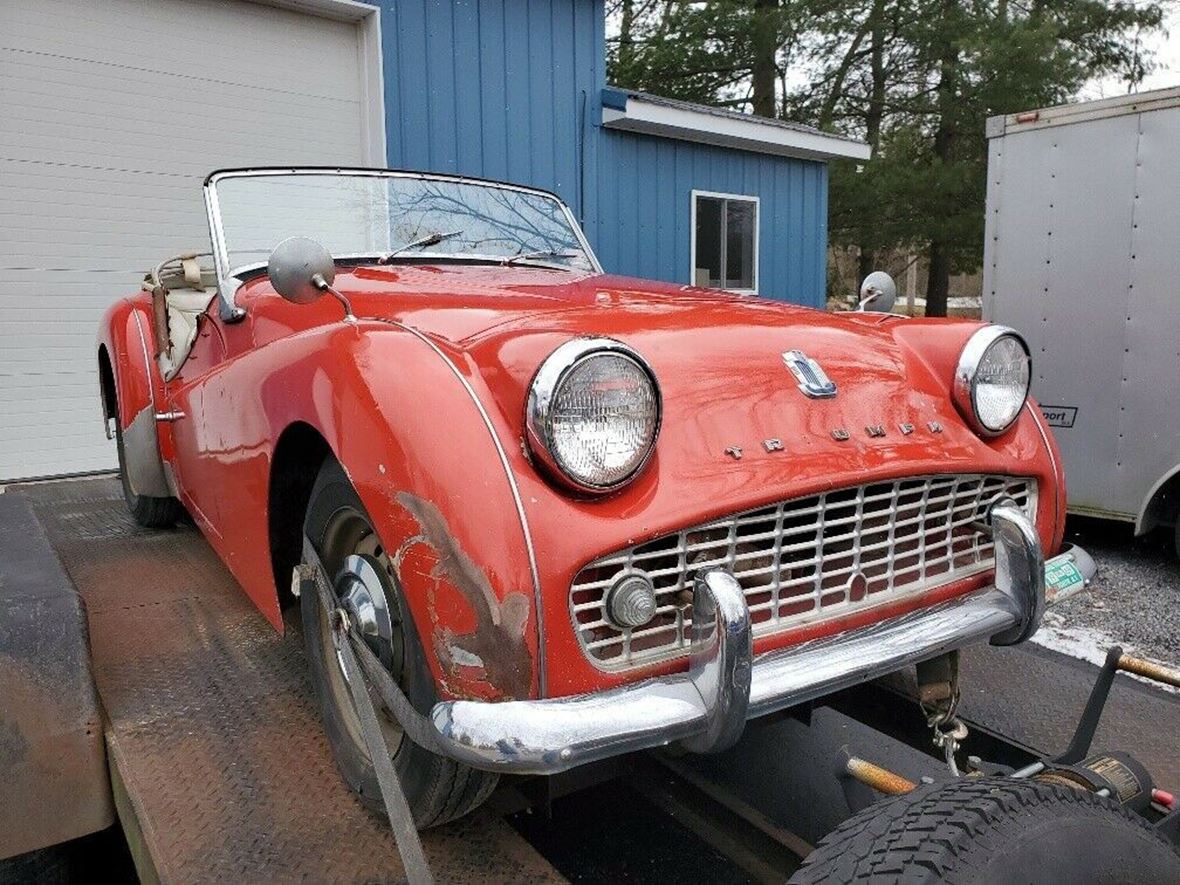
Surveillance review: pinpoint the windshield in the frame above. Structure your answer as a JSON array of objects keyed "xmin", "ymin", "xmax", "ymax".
[{"xmin": 207, "ymin": 170, "xmax": 598, "ymax": 277}]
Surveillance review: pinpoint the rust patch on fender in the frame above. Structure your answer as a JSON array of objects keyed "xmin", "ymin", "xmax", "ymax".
[{"xmin": 395, "ymin": 493, "xmax": 533, "ymax": 699}]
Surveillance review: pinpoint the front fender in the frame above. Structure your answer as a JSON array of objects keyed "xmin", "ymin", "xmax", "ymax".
[
  {"xmin": 175, "ymin": 319, "xmax": 543, "ymax": 701},
  {"xmin": 97, "ymin": 297, "xmax": 171, "ymax": 497}
]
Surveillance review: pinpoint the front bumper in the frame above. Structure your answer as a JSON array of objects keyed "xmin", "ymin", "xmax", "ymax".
[{"xmin": 430, "ymin": 502, "xmax": 1095, "ymax": 775}]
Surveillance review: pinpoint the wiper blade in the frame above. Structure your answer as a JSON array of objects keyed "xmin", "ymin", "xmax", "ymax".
[
  {"xmin": 501, "ymin": 249, "xmax": 580, "ymax": 266},
  {"xmin": 379, "ymin": 229, "xmax": 463, "ymax": 263}
]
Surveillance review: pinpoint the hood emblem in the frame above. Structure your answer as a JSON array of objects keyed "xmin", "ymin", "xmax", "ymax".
[{"xmin": 782, "ymin": 350, "xmax": 837, "ymax": 399}]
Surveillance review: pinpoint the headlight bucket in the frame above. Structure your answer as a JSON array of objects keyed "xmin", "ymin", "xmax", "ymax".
[
  {"xmin": 953, "ymin": 326, "xmax": 1031, "ymax": 436},
  {"xmin": 526, "ymin": 338, "xmax": 661, "ymax": 493}
]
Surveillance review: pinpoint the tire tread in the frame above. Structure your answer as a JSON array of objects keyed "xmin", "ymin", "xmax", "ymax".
[{"xmin": 789, "ymin": 776, "xmax": 1179, "ymax": 884}]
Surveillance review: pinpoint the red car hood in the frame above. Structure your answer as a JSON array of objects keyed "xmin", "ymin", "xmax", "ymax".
[{"xmin": 324, "ymin": 265, "xmax": 993, "ymax": 476}]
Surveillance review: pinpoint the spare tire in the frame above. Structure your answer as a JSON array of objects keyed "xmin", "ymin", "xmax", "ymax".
[{"xmin": 789, "ymin": 776, "xmax": 1180, "ymax": 884}]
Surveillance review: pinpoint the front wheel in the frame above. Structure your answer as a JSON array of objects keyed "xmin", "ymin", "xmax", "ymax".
[
  {"xmin": 300, "ymin": 457, "xmax": 498, "ymax": 829},
  {"xmin": 790, "ymin": 776, "xmax": 1180, "ymax": 884}
]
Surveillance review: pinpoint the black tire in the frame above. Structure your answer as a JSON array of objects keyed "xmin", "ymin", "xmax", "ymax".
[
  {"xmin": 789, "ymin": 776, "xmax": 1180, "ymax": 884},
  {"xmin": 300, "ymin": 457, "xmax": 498, "ymax": 829},
  {"xmin": 114, "ymin": 417, "xmax": 181, "ymax": 528}
]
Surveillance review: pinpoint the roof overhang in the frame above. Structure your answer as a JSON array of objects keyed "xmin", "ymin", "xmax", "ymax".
[{"xmin": 601, "ymin": 88, "xmax": 870, "ymax": 162}]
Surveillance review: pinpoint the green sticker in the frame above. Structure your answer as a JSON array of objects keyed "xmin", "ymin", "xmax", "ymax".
[{"xmin": 1046, "ymin": 558, "xmax": 1084, "ymax": 594}]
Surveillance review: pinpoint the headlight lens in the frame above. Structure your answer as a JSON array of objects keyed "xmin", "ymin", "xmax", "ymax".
[
  {"xmin": 527, "ymin": 339, "xmax": 661, "ymax": 492},
  {"xmin": 953, "ymin": 327, "xmax": 1031, "ymax": 435}
]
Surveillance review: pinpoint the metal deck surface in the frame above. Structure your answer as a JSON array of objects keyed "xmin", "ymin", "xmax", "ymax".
[{"xmin": 18, "ymin": 477, "xmax": 561, "ymax": 884}]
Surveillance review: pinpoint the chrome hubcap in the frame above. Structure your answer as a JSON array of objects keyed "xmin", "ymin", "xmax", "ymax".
[{"xmin": 334, "ymin": 553, "xmax": 396, "ymax": 678}]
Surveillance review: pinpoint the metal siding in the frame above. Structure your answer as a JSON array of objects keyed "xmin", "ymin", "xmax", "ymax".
[
  {"xmin": 380, "ymin": 0, "xmax": 592, "ymax": 214},
  {"xmin": 378, "ymin": 0, "xmax": 828, "ymax": 304},
  {"xmin": 0, "ymin": 0, "xmax": 368, "ymax": 480},
  {"xmin": 528, "ymin": 0, "xmax": 555, "ymax": 190},
  {"xmin": 477, "ymin": 1, "xmax": 508, "ymax": 181},
  {"xmin": 593, "ymin": 131, "xmax": 827, "ymax": 305},
  {"xmin": 452, "ymin": 0, "xmax": 484, "ymax": 175},
  {"xmin": 985, "ymin": 115, "xmax": 1140, "ymax": 517},
  {"xmin": 1118, "ymin": 107, "xmax": 1180, "ymax": 524}
]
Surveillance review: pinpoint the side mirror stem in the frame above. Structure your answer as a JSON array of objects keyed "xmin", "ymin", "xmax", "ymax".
[{"xmin": 312, "ymin": 273, "xmax": 355, "ymax": 323}]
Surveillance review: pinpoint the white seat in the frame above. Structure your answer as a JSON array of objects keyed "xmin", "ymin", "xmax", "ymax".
[{"xmin": 144, "ymin": 255, "xmax": 217, "ymax": 379}]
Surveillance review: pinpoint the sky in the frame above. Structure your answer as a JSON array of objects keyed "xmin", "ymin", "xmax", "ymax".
[{"xmin": 1080, "ymin": 2, "xmax": 1180, "ymax": 100}]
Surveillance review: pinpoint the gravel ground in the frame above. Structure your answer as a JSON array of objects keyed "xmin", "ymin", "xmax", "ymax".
[{"xmin": 1033, "ymin": 516, "xmax": 1180, "ymax": 674}]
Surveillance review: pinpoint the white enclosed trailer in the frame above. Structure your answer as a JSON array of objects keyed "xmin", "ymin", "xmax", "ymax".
[{"xmin": 984, "ymin": 87, "xmax": 1180, "ymax": 550}]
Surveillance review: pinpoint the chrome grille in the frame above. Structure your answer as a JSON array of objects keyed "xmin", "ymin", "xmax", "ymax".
[{"xmin": 570, "ymin": 474, "xmax": 1037, "ymax": 670}]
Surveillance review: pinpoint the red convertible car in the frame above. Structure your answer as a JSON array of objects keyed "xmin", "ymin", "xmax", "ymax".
[{"xmin": 97, "ymin": 167, "xmax": 1093, "ymax": 829}]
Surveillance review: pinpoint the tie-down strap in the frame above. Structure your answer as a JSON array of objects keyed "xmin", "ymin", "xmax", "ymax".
[{"xmin": 296, "ymin": 537, "xmax": 435, "ymax": 885}]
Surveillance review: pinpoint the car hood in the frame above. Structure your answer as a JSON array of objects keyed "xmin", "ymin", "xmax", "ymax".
[
  {"xmin": 448, "ymin": 286, "xmax": 971, "ymax": 463},
  {"xmin": 319, "ymin": 265, "xmax": 1008, "ymax": 487},
  {"xmin": 322, "ymin": 265, "xmax": 991, "ymax": 459}
]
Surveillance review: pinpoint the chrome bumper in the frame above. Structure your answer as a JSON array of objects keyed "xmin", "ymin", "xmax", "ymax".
[{"xmin": 430, "ymin": 502, "xmax": 1094, "ymax": 775}]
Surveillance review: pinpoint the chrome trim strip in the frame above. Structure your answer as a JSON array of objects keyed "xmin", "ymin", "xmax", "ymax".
[
  {"xmin": 429, "ymin": 505, "xmax": 1047, "ymax": 774},
  {"xmin": 390, "ymin": 321, "xmax": 547, "ymax": 697},
  {"xmin": 202, "ymin": 167, "xmax": 604, "ymax": 321}
]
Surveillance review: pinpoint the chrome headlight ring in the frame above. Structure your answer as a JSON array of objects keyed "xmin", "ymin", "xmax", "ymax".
[
  {"xmin": 526, "ymin": 338, "xmax": 662, "ymax": 494},
  {"xmin": 953, "ymin": 325, "xmax": 1032, "ymax": 437}
]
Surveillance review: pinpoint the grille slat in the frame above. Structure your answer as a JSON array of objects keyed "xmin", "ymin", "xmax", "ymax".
[{"xmin": 570, "ymin": 474, "xmax": 1037, "ymax": 670}]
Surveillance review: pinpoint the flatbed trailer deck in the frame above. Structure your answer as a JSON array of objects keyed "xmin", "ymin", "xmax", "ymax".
[
  {"xmin": 6, "ymin": 477, "xmax": 1180, "ymax": 882},
  {"xmin": 14, "ymin": 477, "xmax": 561, "ymax": 883}
]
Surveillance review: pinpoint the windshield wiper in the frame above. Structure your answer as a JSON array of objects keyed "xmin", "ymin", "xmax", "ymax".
[
  {"xmin": 501, "ymin": 249, "xmax": 580, "ymax": 266},
  {"xmin": 378, "ymin": 229, "xmax": 463, "ymax": 263}
]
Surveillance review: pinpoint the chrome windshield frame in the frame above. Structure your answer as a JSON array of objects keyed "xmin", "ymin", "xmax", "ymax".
[{"xmin": 202, "ymin": 166, "xmax": 604, "ymax": 322}]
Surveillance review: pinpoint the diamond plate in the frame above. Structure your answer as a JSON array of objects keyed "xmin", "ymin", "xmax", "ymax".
[{"xmin": 25, "ymin": 478, "xmax": 561, "ymax": 883}]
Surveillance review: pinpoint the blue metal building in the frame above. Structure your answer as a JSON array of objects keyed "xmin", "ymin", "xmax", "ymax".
[
  {"xmin": 0, "ymin": 0, "xmax": 866, "ymax": 479},
  {"xmin": 378, "ymin": 0, "xmax": 868, "ymax": 307}
]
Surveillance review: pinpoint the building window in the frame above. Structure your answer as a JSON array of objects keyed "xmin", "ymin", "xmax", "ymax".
[{"xmin": 692, "ymin": 191, "xmax": 759, "ymax": 293}]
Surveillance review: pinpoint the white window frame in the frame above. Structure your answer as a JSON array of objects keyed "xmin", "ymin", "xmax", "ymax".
[
  {"xmin": 690, "ymin": 189, "xmax": 760, "ymax": 295},
  {"xmin": 263, "ymin": 0, "xmax": 386, "ymax": 166}
]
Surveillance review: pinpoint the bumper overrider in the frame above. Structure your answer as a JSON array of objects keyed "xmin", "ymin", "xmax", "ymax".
[{"xmin": 427, "ymin": 500, "xmax": 1094, "ymax": 775}]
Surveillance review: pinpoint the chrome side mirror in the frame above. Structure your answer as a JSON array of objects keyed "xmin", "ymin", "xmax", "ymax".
[
  {"xmin": 858, "ymin": 271, "xmax": 897, "ymax": 313},
  {"xmin": 268, "ymin": 237, "xmax": 335, "ymax": 305}
]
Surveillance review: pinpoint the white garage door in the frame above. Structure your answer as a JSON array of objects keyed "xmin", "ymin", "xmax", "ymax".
[{"xmin": 0, "ymin": 0, "xmax": 376, "ymax": 480}]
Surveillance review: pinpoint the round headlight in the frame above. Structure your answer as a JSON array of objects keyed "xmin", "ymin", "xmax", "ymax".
[
  {"xmin": 953, "ymin": 326, "xmax": 1031, "ymax": 436},
  {"xmin": 527, "ymin": 338, "xmax": 661, "ymax": 492}
]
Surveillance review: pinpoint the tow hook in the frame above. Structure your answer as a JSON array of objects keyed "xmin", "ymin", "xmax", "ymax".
[{"xmin": 916, "ymin": 651, "xmax": 970, "ymax": 776}]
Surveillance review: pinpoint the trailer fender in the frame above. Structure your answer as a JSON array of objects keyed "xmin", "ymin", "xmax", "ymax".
[
  {"xmin": 1136, "ymin": 463, "xmax": 1180, "ymax": 535},
  {"xmin": 0, "ymin": 494, "xmax": 113, "ymax": 858}
]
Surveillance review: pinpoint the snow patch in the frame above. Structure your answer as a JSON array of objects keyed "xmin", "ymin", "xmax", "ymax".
[{"xmin": 1032, "ymin": 611, "xmax": 1178, "ymax": 694}]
